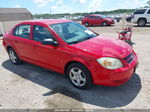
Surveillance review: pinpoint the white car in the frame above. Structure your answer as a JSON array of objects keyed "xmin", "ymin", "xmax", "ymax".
[{"xmin": 133, "ymin": 8, "xmax": 150, "ymax": 27}]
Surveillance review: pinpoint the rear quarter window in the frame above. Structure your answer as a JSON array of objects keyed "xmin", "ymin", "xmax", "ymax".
[
  {"xmin": 134, "ymin": 9, "xmax": 146, "ymax": 14},
  {"xmin": 87, "ymin": 16, "xmax": 100, "ymax": 19},
  {"xmin": 14, "ymin": 25, "xmax": 31, "ymax": 39},
  {"xmin": 148, "ymin": 10, "xmax": 150, "ymax": 14}
]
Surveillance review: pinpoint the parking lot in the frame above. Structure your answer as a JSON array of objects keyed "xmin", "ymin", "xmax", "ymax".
[{"xmin": 0, "ymin": 21, "xmax": 150, "ymax": 109}]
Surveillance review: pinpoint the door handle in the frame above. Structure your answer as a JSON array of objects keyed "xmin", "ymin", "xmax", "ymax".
[
  {"xmin": 33, "ymin": 44, "xmax": 39, "ymax": 48},
  {"xmin": 33, "ymin": 45, "xmax": 37, "ymax": 47}
]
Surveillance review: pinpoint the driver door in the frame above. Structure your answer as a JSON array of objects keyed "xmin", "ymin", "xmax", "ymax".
[{"xmin": 30, "ymin": 25, "xmax": 63, "ymax": 71}]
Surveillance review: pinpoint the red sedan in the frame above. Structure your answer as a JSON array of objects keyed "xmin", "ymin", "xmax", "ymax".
[
  {"xmin": 3, "ymin": 19, "xmax": 138, "ymax": 89},
  {"xmin": 82, "ymin": 14, "xmax": 115, "ymax": 27}
]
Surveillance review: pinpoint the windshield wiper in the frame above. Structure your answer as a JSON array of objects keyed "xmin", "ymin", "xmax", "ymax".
[
  {"xmin": 68, "ymin": 40, "xmax": 83, "ymax": 44},
  {"xmin": 81, "ymin": 36, "xmax": 95, "ymax": 41},
  {"xmin": 85, "ymin": 36, "xmax": 94, "ymax": 39},
  {"xmin": 68, "ymin": 36, "xmax": 96, "ymax": 45}
]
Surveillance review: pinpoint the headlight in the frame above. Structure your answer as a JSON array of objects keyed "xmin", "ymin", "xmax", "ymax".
[{"xmin": 97, "ymin": 57, "xmax": 123, "ymax": 69}]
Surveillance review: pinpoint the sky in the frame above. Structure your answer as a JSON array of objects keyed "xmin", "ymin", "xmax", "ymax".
[{"xmin": 0, "ymin": 0, "xmax": 148, "ymax": 14}]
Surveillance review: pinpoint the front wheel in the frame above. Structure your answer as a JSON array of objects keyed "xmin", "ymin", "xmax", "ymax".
[
  {"xmin": 66, "ymin": 63, "xmax": 93, "ymax": 89},
  {"xmin": 8, "ymin": 48, "xmax": 23, "ymax": 65},
  {"xmin": 102, "ymin": 22, "xmax": 108, "ymax": 26}
]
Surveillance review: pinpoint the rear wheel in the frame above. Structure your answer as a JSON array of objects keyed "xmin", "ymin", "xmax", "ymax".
[
  {"xmin": 8, "ymin": 48, "xmax": 23, "ymax": 65},
  {"xmin": 84, "ymin": 22, "xmax": 89, "ymax": 27},
  {"xmin": 138, "ymin": 19, "xmax": 146, "ymax": 27},
  {"xmin": 66, "ymin": 63, "xmax": 93, "ymax": 89}
]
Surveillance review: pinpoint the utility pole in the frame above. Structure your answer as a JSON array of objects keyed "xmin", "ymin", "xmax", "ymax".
[{"xmin": 49, "ymin": 10, "xmax": 51, "ymax": 18}]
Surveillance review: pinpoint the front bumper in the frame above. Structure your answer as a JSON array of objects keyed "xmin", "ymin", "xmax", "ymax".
[
  {"xmin": 107, "ymin": 21, "xmax": 115, "ymax": 25},
  {"xmin": 89, "ymin": 53, "xmax": 138, "ymax": 86}
]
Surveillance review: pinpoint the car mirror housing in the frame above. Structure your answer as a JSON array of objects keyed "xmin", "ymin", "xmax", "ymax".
[{"xmin": 41, "ymin": 39, "xmax": 58, "ymax": 46}]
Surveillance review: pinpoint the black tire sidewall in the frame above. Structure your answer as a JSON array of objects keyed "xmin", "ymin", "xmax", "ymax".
[
  {"xmin": 66, "ymin": 63, "xmax": 93, "ymax": 89},
  {"xmin": 138, "ymin": 19, "xmax": 146, "ymax": 27}
]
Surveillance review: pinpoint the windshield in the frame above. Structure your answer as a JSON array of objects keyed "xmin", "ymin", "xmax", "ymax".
[{"xmin": 50, "ymin": 22, "xmax": 97, "ymax": 44}]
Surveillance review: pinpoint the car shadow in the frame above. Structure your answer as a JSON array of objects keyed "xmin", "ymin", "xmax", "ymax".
[
  {"xmin": 87, "ymin": 25, "xmax": 115, "ymax": 27},
  {"xmin": 2, "ymin": 60, "xmax": 141, "ymax": 108}
]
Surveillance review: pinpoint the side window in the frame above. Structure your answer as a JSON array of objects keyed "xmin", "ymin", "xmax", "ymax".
[
  {"xmin": 134, "ymin": 9, "xmax": 146, "ymax": 14},
  {"xmin": 33, "ymin": 25, "xmax": 54, "ymax": 42},
  {"xmin": 88, "ymin": 16, "xmax": 100, "ymax": 19},
  {"xmin": 93, "ymin": 16, "xmax": 100, "ymax": 19},
  {"xmin": 14, "ymin": 25, "xmax": 31, "ymax": 39},
  {"xmin": 148, "ymin": 10, "xmax": 150, "ymax": 14},
  {"xmin": 88, "ymin": 16, "xmax": 94, "ymax": 19}
]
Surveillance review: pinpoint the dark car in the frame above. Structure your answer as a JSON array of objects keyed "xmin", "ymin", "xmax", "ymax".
[{"xmin": 126, "ymin": 15, "xmax": 133, "ymax": 22}]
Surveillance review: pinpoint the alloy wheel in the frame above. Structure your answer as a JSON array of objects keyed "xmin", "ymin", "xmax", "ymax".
[
  {"xmin": 69, "ymin": 67, "xmax": 86, "ymax": 87},
  {"xmin": 9, "ymin": 50, "xmax": 17, "ymax": 63}
]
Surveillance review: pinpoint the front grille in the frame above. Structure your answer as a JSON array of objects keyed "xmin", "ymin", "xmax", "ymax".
[{"xmin": 124, "ymin": 53, "xmax": 134, "ymax": 64}]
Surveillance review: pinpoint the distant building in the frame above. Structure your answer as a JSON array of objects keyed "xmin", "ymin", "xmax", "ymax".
[
  {"xmin": 0, "ymin": 8, "xmax": 33, "ymax": 35},
  {"xmin": 0, "ymin": 8, "xmax": 32, "ymax": 21}
]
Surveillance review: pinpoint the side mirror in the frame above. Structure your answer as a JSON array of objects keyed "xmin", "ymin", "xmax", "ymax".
[{"xmin": 41, "ymin": 39, "xmax": 58, "ymax": 46}]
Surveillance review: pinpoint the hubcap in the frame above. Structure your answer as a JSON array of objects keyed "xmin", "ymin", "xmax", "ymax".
[
  {"xmin": 103, "ymin": 22, "xmax": 107, "ymax": 26},
  {"xmin": 69, "ymin": 67, "xmax": 86, "ymax": 87},
  {"xmin": 9, "ymin": 50, "xmax": 17, "ymax": 63},
  {"xmin": 85, "ymin": 23, "xmax": 88, "ymax": 26}
]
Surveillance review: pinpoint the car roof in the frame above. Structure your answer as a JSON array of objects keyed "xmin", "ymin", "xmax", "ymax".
[
  {"xmin": 136, "ymin": 8, "xmax": 150, "ymax": 10},
  {"xmin": 85, "ymin": 14, "xmax": 103, "ymax": 17},
  {"xmin": 20, "ymin": 19, "xmax": 72, "ymax": 25}
]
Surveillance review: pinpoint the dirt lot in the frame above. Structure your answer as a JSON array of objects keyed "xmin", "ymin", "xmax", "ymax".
[{"xmin": 0, "ymin": 21, "xmax": 150, "ymax": 110}]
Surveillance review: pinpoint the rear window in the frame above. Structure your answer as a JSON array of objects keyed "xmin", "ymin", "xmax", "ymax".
[{"xmin": 134, "ymin": 9, "xmax": 146, "ymax": 14}]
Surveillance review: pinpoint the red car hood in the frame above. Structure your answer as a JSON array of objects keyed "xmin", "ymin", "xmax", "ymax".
[
  {"xmin": 71, "ymin": 36, "xmax": 132, "ymax": 58},
  {"xmin": 105, "ymin": 18, "xmax": 113, "ymax": 21}
]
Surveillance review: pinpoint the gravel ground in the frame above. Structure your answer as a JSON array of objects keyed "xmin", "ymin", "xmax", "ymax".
[{"xmin": 0, "ymin": 21, "xmax": 150, "ymax": 110}]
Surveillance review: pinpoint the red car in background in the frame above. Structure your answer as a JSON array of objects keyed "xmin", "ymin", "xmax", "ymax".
[
  {"xmin": 3, "ymin": 19, "xmax": 138, "ymax": 89},
  {"xmin": 82, "ymin": 14, "xmax": 115, "ymax": 27}
]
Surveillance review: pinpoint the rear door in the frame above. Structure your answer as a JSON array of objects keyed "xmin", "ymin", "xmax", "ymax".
[
  {"xmin": 88, "ymin": 16, "xmax": 99, "ymax": 25},
  {"xmin": 86, "ymin": 16, "xmax": 94, "ymax": 25},
  {"xmin": 12, "ymin": 24, "xmax": 33, "ymax": 60},
  {"xmin": 95, "ymin": 16, "xmax": 103, "ymax": 25}
]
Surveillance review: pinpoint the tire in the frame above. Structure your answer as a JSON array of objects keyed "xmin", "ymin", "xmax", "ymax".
[
  {"xmin": 102, "ymin": 22, "xmax": 108, "ymax": 26},
  {"xmin": 84, "ymin": 22, "xmax": 89, "ymax": 27},
  {"xmin": 8, "ymin": 48, "xmax": 23, "ymax": 65},
  {"xmin": 66, "ymin": 63, "xmax": 93, "ymax": 89},
  {"xmin": 138, "ymin": 19, "xmax": 146, "ymax": 27}
]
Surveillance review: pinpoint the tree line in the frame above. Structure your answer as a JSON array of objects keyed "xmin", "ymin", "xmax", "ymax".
[
  {"xmin": 33, "ymin": 0, "xmax": 150, "ymax": 19},
  {"xmin": 33, "ymin": 9, "xmax": 136, "ymax": 19}
]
